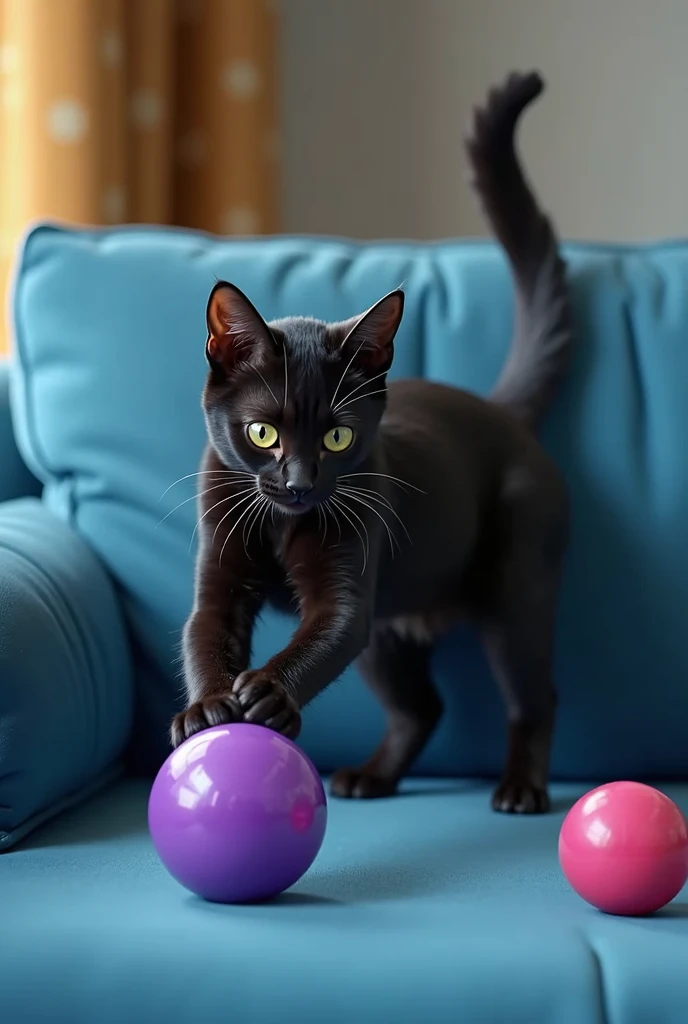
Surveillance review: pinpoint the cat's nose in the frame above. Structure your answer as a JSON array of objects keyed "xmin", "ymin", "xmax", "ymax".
[{"xmin": 285, "ymin": 480, "xmax": 314, "ymax": 502}]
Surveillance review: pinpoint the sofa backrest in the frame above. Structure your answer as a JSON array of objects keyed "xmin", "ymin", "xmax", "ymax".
[{"xmin": 10, "ymin": 223, "xmax": 688, "ymax": 779}]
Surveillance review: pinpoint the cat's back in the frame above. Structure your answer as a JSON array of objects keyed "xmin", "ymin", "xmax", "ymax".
[{"xmin": 384, "ymin": 377, "xmax": 529, "ymax": 462}]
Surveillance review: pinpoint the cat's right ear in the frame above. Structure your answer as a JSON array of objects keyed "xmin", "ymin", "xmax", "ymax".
[{"xmin": 205, "ymin": 281, "xmax": 275, "ymax": 376}]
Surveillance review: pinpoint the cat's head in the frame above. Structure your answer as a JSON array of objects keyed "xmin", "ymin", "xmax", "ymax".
[{"xmin": 202, "ymin": 281, "xmax": 404, "ymax": 515}]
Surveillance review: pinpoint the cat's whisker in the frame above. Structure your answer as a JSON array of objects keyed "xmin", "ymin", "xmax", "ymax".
[
  {"xmin": 242, "ymin": 494, "xmax": 264, "ymax": 550},
  {"xmin": 258, "ymin": 498, "xmax": 272, "ymax": 546},
  {"xmin": 317, "ymin": 503, "xmax": 330, "ymax": 548},
  {"xmin": 219, "ymin": 493, "xmax": 265, "ymax": 568},
  {"xmin": 188, "ymin": 485, "xmax": 256, "ymax": 551},
  {"xmin": 156, "ymin": 481, "xmax": 237, "ymax": 529},
  {"xmin": 330, "ymin": 495, "xmax": 368, "ymax": 576},
  {"xmin": 340, "ymin": 472, "xmax": 426, "ymax": 495},
  {"xmin": 243, "ymin": 495, "xmax": 269, "ymax": 557},
  {"xmin": 339, "ymin": 488, "xmax": 398, "ymax": 557},
  {"xmin": 333, "ymin": 369, "xmax": 388, "ymax": 412},
  {"xmin": 323, "ymin": 499, "xmax": 342, "ymax": 545},
  {"xmin": 249, "ymin": 364, "xmax": 280, "ymax": 408},
  {"xmin": 339, "ymin": 482, "xmax": 396, "ymax": 512},
  {"xmin": 334, "ymin": 493, "xmax": 373, "ymax": 559},
  {"xmin": 340, "ymin": 484, "xmax": 412, "ymax": 544},
  {"xmin": 329, "ymin": 334, "xmax": 368, "ymax": 409},
  {"xmin": 332, "ymin": 493, "xmax": 370, "ymax": 568},
  {"xmin": 332, "ymin": 501, "xmax": 343, "ymax": 544},
  {"xmin": 338, "ymin": 487, "xmax": 399, "ymax": 556},
  {"xmin": 242, "ymin": 501, "xmax": 256, "ymax": 557},
  {"xmin": 211, "ymin": 488, "xmax": 260, "ymax": 547},
  {"xmin": 189, "ymin": 494, "xmax": 235, "ymax": 553},
  {"xmin": 159, "ymin": 470, "xmax": 252, "ymax": 501},
  {"xmin": 333, "ymin": 389, "xmax": 389, "ymax": 412}
]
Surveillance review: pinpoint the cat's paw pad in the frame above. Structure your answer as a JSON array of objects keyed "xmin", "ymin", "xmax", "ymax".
[
  {"xmin": 232, "ymin": 669, "xmax": 301, "ymax": 740},
  {"xmin": 170, "ymin": 692, "xmax": 242, "ymax": 748},
  {"xmin": 491, "ymin": 777, "xmax": 550, "ymax": 814},
  {"xmin": 330, "ymin": 769, "xmax": 398, "ymax": 800}
]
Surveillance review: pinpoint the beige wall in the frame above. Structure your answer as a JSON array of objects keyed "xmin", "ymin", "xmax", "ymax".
[{"xmin": 281, "ymin": 0, "xmax": 688, "ymax": 242}]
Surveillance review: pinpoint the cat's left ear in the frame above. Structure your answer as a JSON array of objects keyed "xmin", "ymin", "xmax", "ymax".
[
  {"xmin": 337, "ymin": 289, "xmax": 404, "ymax": 373},
  {"xmin": 205, "ymin": 280, "xmax": 276, "ymax": 376}
]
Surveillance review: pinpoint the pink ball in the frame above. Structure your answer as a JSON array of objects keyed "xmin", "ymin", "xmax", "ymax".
[{"xmin": 559, "ymin": 781, "xmax": 688, "ymax": 916}]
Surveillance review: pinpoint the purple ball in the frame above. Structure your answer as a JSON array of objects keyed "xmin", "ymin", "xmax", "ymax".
[{"xmin": 148, "ymin": 723, "xmax": 327, "ymax": 903}]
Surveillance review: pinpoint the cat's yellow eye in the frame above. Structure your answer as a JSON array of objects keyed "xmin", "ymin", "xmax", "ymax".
[
  {"xmin": 323, "ymin": 426, "xmax": 354, "ymax": 453},
  {"xmin": 247, "ymin": 422, "xmax": 279, "ymax": 449}
]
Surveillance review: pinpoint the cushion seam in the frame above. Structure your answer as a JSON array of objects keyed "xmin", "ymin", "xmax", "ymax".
[{"xmin": 583, "ymin": 933, "xmax": 610, "ymax": 1024}]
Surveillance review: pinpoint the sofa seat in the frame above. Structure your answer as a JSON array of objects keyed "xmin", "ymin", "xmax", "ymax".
[{"xmin": 4, "ymin": 780, "xmax": 688, "ymax": 1024}]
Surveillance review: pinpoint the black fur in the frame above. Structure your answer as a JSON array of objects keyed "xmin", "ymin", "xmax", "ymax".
[{"xmin": 173, "ymin": 71, "xmax": 572, "ymax": 814}]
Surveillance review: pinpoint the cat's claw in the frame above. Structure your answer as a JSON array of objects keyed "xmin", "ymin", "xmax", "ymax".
[
  {"xmin": 232, "ymin": 669, "xmax": 302, "ymax": 740},
  {"xmin": 170, "ymin": 692, "xmax": 243, "ymax": 748}
]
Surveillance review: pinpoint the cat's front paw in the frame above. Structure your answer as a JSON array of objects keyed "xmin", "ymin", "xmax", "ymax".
[
  {"xmin": 170, "ymin": 692, "xmax": 243, "ymax": 748},
  {"xmin": 232, "ymin": 669, "xmax": 302, "ymax": 740}
]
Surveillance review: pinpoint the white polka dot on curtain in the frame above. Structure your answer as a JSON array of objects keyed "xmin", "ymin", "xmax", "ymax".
[
  {"xmin": 2, "ymin": 82, "xmax": 21, "ymax": 109},
  {"xmin": 130, "ymin": 90, "xmax": 163, "ymax": 130},
  {"xmin": 101, "ymin": 33, "xmax": 123, "ymax": 70},
  {"xmin": 222, "ymin": 205, "xmax": 259, "ymax": 235},
  {"xmin": 102, "ymin": 186, "xmax": 127, "ymax": 222},
  {"xmin": 221, "ymin": 60, "xmax": 262, "ymax": 99},
  {"xmin": 0, "ymin": 44, "xmax": 19, "ymax": 75},
  {"xmin": 47, "ymin": 100, "xmax": 89, "ymax": 143},
  {"xmin": 0, "ymin": 42, "xmax": 20, "ymax": 109}
]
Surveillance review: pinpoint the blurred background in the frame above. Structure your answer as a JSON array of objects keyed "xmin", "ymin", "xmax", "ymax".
[{"xmin": 1, "ymin": 0, "xmax": 687, "ymax": 351}]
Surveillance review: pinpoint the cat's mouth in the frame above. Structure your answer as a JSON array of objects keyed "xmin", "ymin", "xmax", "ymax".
[
  {"xmin": 272, "ymin": 494, "xmax": 315, "ymax": 515},
  {"xmin": 265, "ymin": 485, "xmax": 334, "ymax": 516}
]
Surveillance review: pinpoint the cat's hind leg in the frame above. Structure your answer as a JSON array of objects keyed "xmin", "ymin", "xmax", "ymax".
[
  {"xmin": 481, "ymin": 459, "xmax": 569, "ymax": 814},
  {"xmin": 330, "ymin": 626, "xmax": 442, "ymax": 799}
]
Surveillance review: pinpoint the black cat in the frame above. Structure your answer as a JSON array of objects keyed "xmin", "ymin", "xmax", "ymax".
[{"xmin": 172, "ymin": 71, "xmax": 572, "ymax": 814}]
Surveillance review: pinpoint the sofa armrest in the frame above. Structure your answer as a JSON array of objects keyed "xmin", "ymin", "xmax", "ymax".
[
  {"xmin": 0, "ymin": 499, "xmax": 133, "ymax": 849},
  {"xmin": 0, "ymin": 360, "xmax": 41, "ymax": 503}
]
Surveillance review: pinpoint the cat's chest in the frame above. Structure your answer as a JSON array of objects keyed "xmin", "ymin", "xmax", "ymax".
[
  {"xmin": 259, "ymin": 520, "xmax": 311, "ymax": 615},
  {"xmin": 265, "ymin": 574, "xmax": 298, "ymax": 616},
  {"xmin": 259, "ymin": 539, "xmax": 298, "ymax": 615}
]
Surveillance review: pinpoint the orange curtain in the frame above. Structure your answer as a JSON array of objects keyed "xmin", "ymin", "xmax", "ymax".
[{"xmin": 0, "ymin": 0, "xmax": 279, "ymax": 351}]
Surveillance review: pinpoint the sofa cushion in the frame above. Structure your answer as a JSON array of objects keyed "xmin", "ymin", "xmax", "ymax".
[
  {"xmin": 0, "ymin": 499, "xmax": 133, "ymax": 848},
  {"xmin": 10, "ymin": 224, "xmax": 688, "ymax": 778},
  {"xmin": 3, "ymin": 778, "xmax": 688, "ymax": 1024}
]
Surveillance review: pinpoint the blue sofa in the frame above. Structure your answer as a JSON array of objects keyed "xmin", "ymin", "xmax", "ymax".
[{"xmin": 2, "ymin": 223, "xmax": 688, "ymax": 1023}]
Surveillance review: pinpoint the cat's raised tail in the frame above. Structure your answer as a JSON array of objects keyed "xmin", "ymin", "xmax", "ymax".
[{"xmin": 464, "ymin": 71, "xmax": 573, "ymax": 429}]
